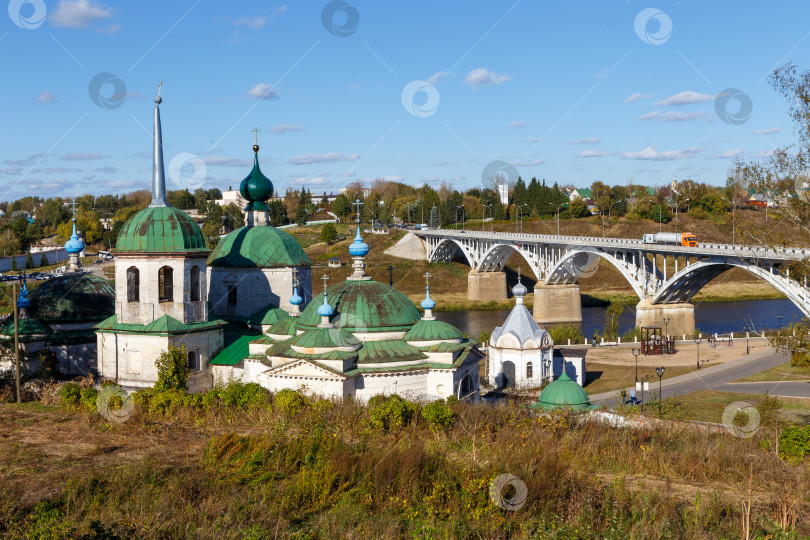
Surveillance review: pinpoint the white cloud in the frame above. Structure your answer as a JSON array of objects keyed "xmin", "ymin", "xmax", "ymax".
[
  {"xmin": 427, "ymin": 71, "xmax": 447, "ymax": 85},
  {"xmin": 753, "ymin": 127, "xmax": 781, "ymax": 135},
  {"xmin": 577, "ymin": 150, "xmax": 613, "ymax": 158},
  {"xmin": 287, "ymin": 153, "xmax": 359, "ymax": 165},
  {"xmin": 653, "ymin": 91, "xmax": 715, "ymax": 107},
  {"xmin": 707, "ymin": 149, "xmax": 743, "ymax": 160},
  {"xmin": 347, "ymin": 83, "xmax": 359, "ymax": 91},
  {"xmin": 268, "ymin": 124, "xmax": 304, "ymax": 134},
  {"xmin": 0, "ymin": 166, "xmax": 21, "ymax": 175},
  {"xmin": 287, "ymin": 175, "xmax": 331, "ymax": 187},
  {"xmin": 62, "ymin": 152, "xmax": 109, "ymax": 161},
  {"xmin": 203, "ymin": 156, "xmax": 252, "ymax": 167},
  {"xmin": 638, "ymin": 110, "xmax": 708, "ymax": 122},
  {"xmin": 525, "ymin": 136, "xmax": 545, "ymax": 142},
  {"xmin": 233, "ymin": 16, "xmax": 267, "ymax": 29},
  {"xmin": 506, "ymin": 121, "xmax": 526, "ymax": 128},
  {"xmin": 510, "ymin": 158, "xmax": 544, "ymax": 166},
  {"xmin": 624, "ymin": 93, "xmax": 655, "ymax": 103},
  {"xmin": 34, "ymin": 91, "xmax": 56, "ymax": 104},
  {"xmin": 246, "ymin": 83, "xmax": 279, "ymax": 100},
  {"xmin": 95, "ymin": 166, "xmax": 119, "ymax": 173},
  {"xmin": 4, "ymin": 153, "xmax": 47, "ymax": 166},
  {"xmin": 567, "ymin": 138, "xmax": 601, "ymax": 145},
  {"xmin": 49, "ymin": 0, "xmax": 113, "ymax": 29},
  {"xmin": 621, "ymin": 146, "xmax": 701, "ymax": 161},
  {"xmin": 45, "ymin": 167, "xmax": 79, "ymax": 173},
  {"xmin": 274, "ymin": 5, "xmax": 288, "ymax": 15},
  {"xmin": 464, "ymin": 68, "xmax": 511, "ymax": 88}
]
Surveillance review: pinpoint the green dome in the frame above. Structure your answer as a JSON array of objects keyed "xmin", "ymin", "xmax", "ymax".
[
  {"xmin": 0, "ymin": 316, "xmax": 52, "ymax": 341},
  {"xmin": 267, "ymin": 317, "xmax": 298, "ymax": 337},
  {"xmin": 28, "ymin": 273, "xmax": 114, "ymax": 323},
  {"xmin": 239, "ymin": 150, "xmax": 273, "ymax": 211},
  {"xmin": 208, "ymin": 226, "xmax": 311, "ymax": 268},
  {"xmin": 298, "ymin": 280, "xmax": 421, "ymax": 333},
  {"xmin": 404, "ymin": 319, "xmax": 463, "ymax": 342},
  {"xmin": 116, "ymin": 206, "xmax": 207, "ymax": 253},
  {"xmin": 291, "ymin": 327, "xmax": 360, "ymax": 349},
  {"xmin": 534, "ymin": 371, "xmax": 593, "ymax": 413}
]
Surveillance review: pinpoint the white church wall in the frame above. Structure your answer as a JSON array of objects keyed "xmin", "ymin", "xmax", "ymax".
[
  {"xmin": 208, "ymin": 266, "xmax": 312, "ymax": 319},
  {"xmin": 553, "ymin": 355, "xmax": 585, "ymax": 386}
]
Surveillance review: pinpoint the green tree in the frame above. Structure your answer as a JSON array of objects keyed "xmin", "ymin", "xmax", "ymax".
[
  {"xmin": 569, "ymin": 198, "xmax": 590, "ymax": 218},
  {"xmin": 155, "ymin": 344, "xmax": 189, "ymax": 392},
  {"xmin": 320, "ymin": 222, "xmax": 338, "ymax": 244},
  {"xmin": 25, "ymin": 251, "xmax": 34, "ymax": 269},
  {"xmin": 650, "ymin": 204, "xmax": 672, "ymax": 224},
  {"xmin": 11, "ymin": 256, "xmax": 17, "ymax": 271},
  {"xmin": 39, "ymin": 253, "xmax": 48, "ymax": 267},
  {"xmin": 295, "ymin": 206, "xmax": 308, "ymax": 227},
  {"xmin": 222, "ymin": 203, "xmax": 244, "ymax": 232},
  {"xmin": 333, "ymin": 194, "xmax": 351, "ymax": 218}
]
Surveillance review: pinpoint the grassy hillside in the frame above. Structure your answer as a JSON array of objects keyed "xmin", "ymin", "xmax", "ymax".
[
  {"xmin": 0, "ymin": 389, "xmax": 807, "ymax": 538},
  {"xmin": 292, "ymin": 209, "xmax": 799, "ymax": 310}
]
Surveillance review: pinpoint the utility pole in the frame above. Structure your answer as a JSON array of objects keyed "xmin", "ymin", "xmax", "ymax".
[{"xmin": 13, "ymin": 283, "xmax": 20, "ymax": 403}]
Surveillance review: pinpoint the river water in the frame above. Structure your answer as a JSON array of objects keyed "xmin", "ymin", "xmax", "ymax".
[{"xmin": 434, "ymin": 298, "xmax": 803, "ymax": 340}]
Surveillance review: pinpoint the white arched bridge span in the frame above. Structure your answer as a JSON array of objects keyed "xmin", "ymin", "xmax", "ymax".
[{"xmin": 411, "ymin": 229, "xmax": 810, "ymax": 335}]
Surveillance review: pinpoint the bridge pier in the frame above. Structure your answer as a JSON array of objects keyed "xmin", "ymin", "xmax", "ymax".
[
  {"xmin": 635, "ymin": 299, "xmax": 695, "ymax": 337},
  {"xmin": 533, "ymin": 284, "xmax": 582, "ymax": 327},
  {"xmin": 467, "ymin": 270, "xmax": 507, "ymax": 301}
]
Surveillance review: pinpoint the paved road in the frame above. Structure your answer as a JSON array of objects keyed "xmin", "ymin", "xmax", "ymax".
[{"xmin": 590, "ymin": 348, "xmax": 809, "ymax": 407}]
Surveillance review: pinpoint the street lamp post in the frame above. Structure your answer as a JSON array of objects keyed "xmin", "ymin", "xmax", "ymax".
[
  {"xmin": 744, "ymin": 325, "xmax": 750, "ymax": 354},
  {"xmin": 662, "ymin": 317, "xmax": 670, "ymax": 339},
  {"xmin": 482, "ymin": 204, "xmax": 492, "ymax": 233},
  {"xmin": 777, "ymin": 313, "xmax": 783, "ymax": 331},
  {"xmin": 674, "ymin": 198, "xmax": 690, "ymax": 232},
  {"xmin": 607, "ymin": 199, "xmax": 624, "ymax": 237},
  {"xmin": 655, "ymin": 367, "xmax": 665, "ymax": 414},
  {"xmin": 631, "ymin": 347, "xmax": 640, "ymax": 384},
  {"xmin": 548, "ymin": 202, "xmax": 563, "ymax": 236},
  {"xmin": 720, "ymin": 196, "xmax": 736, "ymax": 246},
  {"xmin": 518, "ymin": 204, "xmax": 529, "ymax": 233},
  {"xmin": 694, "ymin": 336, "xmax": 702, "ymax": 370}
]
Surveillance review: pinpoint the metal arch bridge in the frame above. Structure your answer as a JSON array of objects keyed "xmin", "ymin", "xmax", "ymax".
[{"xmin": 415, "ymin": 229, "xmax": 810, "ymax": 316}]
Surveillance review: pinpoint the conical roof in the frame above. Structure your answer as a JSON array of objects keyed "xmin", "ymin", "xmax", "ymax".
[
  {"xmin": 534, "ymin": 371, "xmax": 593, "ymax": 412},
  {"xmin": 239, "ymin": 146, "xmax": 273, "ymax": 211}
]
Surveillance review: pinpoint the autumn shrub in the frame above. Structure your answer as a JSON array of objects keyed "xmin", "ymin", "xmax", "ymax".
[
  {"xmin": 59, "ymin": 382, "xmax": 81, "ymax": 408},
  {"xmin": 154, "ymin": 344, "xmax": 188, "ymax": 392},
  {"xmin": 549, "ymin": 324, "xmax": 584, "ymax": 344},
  {"xmin": 421, "ymin": 400, "xmax": 455, "ymax": 430},
  {"xmin": 368, "ymin": 394, "xmax": 419, "ymax": 430},
  {"xmin": 79, "ymin": 387, "xmax": 98, "ymax": 411},
  {"xmin": 779, "ymin": 425, "xmax": 810, "ymax": 462},
  {"xmin": 274, "ymin": 388, "xmax": 307, "ymax": 417}
]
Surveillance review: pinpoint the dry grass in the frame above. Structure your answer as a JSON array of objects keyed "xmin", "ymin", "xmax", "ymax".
[
  {"xmin": 584, "ymin": 362, "xmax": 694, "ymax": 395},
  {"xmin": 0, "ymin": 389, "xmax": 809, "ymax": 538},
  {"xmin": 663, "ymin": 389, "xmax": 810, "ymax": 425},
  {"xmin": 735, "ymin": 360, "xmax": 810, "ymax": 383}
]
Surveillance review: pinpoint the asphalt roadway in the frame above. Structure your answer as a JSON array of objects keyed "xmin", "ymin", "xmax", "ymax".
[{"xmin": 590, "ymin": 348, "xmax": 810, "ymax": 407}]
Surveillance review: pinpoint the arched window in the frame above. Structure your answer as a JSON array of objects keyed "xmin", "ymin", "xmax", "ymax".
[
  {"xmin": 190, "ymin": 265, "xmax": 201, "ymax": 302},
  {"xmin": 126, "ymin": 267, "xmax": 139, "ymax": 302},
  {"xmin": 526, "ymin": 362, "xmax": 533, "ymax": 379},
  {"xmin": 227, "ymin": 284, "xmax": 237, "ymax": 310},
  {"xmin": 187, "ymin": 350, "xmax": 198, "ymax": 371},
  {"xmin": 158, "ymin": 266, "xmax": 173, "ymax": 302}
]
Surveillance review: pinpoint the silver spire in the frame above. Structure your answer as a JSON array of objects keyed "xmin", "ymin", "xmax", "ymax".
[{"xmin": 149, "ymin": 81, "xmax": 168, "ymax": 207}]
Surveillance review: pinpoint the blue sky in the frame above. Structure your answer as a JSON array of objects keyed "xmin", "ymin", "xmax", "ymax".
[{"xmin": 1, "ymin": 0, "xmax": 809, "ymax": 199}]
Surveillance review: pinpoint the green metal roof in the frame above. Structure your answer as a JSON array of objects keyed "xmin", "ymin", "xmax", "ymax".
[
  {"xmin": 265, "ymin": 340, "xmax": 358, "ymax": 362},
  {"xmin": 404, "ymin": 319, "xmax": 463, "ymax": 342},
  {"xmin": 45, "ymin": 329, "xmax": 97, "ymax": 346},
  {"xmin": 357, "ymin": 339, "xmax": 427, "ymax": 364},
  {"xmin": 290, "ymin": 327, "xmax": 360, "ymax": 349},
  {"xmin": 27, "ymin": 273, "xmax": 114, "ymax": 323},
  {"xmin": 210, "ymin": 334, "xmax": 255, "ymax": 366},
  {"xmin": 115, "ymin": 206, "xmax": 207, "ymax": 253},
  {"xmin": 416, "ymin": 341, "xmax": 468, "ymax": 353},
  {"xmin": 208, "ymin": 226, "xmax": 310, "ymax": 268},
  {"xmin": 298, "ymin": 280, "xmax": 421, "ymax": 333},
  {"xmin": 0, "ymin": 317, "xmax": 52, "ymax": 340},
  {"xmin": 267, "ymin": 317, "xmax": 298, "ymax": 336},
  {"xmin": 247, "ymin": 305, "xmax": 290, "ymax": 326},
  {"xmin": 95, "ymin": 313, "xmax": 224, "ymax": 335},
  {"xmin": 532, "ymin": 371, "xmax": 595, "ymax": 412}
]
